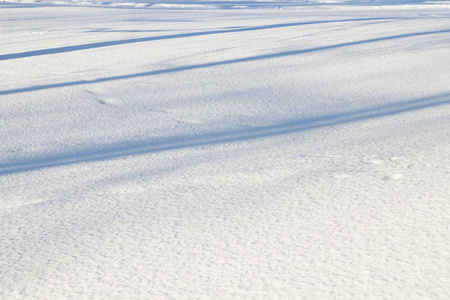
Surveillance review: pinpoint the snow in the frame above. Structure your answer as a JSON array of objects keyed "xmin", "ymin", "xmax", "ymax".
[{"xmin": 1, "ymin": 0, "xmax": 449, "ymax": 298}]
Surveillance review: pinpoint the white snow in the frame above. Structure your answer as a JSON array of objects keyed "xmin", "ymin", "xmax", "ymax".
[{"xmin": 1, "ymin": 0, "xmax": 449, "ymax": 298}]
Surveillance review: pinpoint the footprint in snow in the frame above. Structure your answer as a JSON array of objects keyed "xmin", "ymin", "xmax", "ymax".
[
  {"xmin": 364, "ymin": 155, "xmax": 406, "ymax": 181},
  {"xmin": 390, "ymin": 156, "xmax": 405, "ymax": 161},
  {"xmin": 176, "ymin": 119, "xmax": 203, "ymax": 124},
  {"xmin": 371, "ymin": 159, "xmax": 384, "ymax": 165},
  {"xmin": 85, "ymin": 89, "xmax": 122, "ymax": 106},
  {"xmin": 333, "ymin": 174, "xmax": 350, "ymax": 179},
  {"xmin": 382, "ymin": 173, "xmax": 404, "ymax": 181}
]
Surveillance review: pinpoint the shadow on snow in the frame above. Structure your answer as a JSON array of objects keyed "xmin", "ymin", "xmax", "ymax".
[
  {"xmin": 1, "ymin": 26, "xmax": 449, "ymax": 175},
  {"xmin": 1, "ymin": 93, "xmax": 449, "ymax": 176},
  {"xmin": 0, "ymin": 18, "xmax": 398, "ymax": 61},
  {"xmin": 1, "ymin": 29, "xmax": 448, "ymax": 96}
]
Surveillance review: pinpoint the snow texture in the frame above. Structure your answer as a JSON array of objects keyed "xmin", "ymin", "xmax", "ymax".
[{"xmin": 1, "ymin": 0, "xmax": 449, "ymax": 298}]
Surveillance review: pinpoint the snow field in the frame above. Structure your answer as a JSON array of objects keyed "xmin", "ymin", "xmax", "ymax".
[{"xmin": 1, "ymin": 1, "xmax": 450, "ymax": 299}]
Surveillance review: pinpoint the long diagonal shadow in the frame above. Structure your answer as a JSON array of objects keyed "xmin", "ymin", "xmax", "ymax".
[
  {"xmin": 1, "ymin": 29, "xmax": 448, "ymax": 96},
  {"xmin": 1, "ymin": 93, "xmax": 449, "ymax": 176},
  {"xmin": 0, "ymin": 18, "xmax": 396, "ymax": 61}
]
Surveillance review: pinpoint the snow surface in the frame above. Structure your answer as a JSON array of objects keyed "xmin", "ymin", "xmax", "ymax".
[{"xmin": 1, "ymin": 0, "xmax": 450, "ymax": 298}]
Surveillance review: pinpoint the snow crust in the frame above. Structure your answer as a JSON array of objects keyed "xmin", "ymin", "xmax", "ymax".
[{"xmin": 1, "ymin": 0, "xmax": 449, "ymax": 298}]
